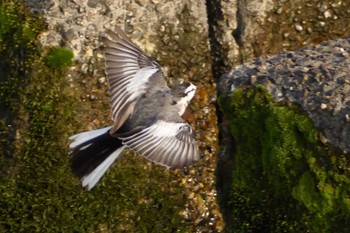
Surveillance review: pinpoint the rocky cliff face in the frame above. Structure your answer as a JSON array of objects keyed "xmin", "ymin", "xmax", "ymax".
[{"xmin": 10, "ymin": 0, "xmax": 350, "ymax": 231}]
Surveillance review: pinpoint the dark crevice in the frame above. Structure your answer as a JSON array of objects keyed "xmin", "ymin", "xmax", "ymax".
[
  {"xmin": 206, "ymin": 0, "xmax": 239, "ymax": 230},
  {"xmin": 205, "ymin": 0, "xmax": 229, "ymax": 79},
  {"xmin": 215, "ymin": 113, "xmax": 236, "ymax": 229}
]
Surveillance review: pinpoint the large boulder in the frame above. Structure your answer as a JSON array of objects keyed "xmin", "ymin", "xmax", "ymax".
[{"xmin": 218, "ymin": 37, "xmax": 350, "ymax": 232}]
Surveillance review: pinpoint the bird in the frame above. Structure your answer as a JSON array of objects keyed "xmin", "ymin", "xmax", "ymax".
[{"xmin": 69, "ymin": 26, "xmax": 200, "ymax": 190}]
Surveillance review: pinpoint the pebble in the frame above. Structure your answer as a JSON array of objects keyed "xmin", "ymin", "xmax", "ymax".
[
  {"xmin": 98, "ymin": 77, "xmax": 106, "ymax": 84},
  {"xmin": 81, "ymin": 63, "xmax": 88, "ymax": 74},
  {"xmin": 324, "ymin": 10, "xmax": 331, "ymax": 18},
  {"xmin": 188, "ymin": 192, "xmax": 195, "ymax": 199},
  {"xmin": 135, "ymin": 0, "xmax": 147, "ymax": 6},
  {"xmin": 295, "ymin": 24, "xmax": 303, "ymax": 32},
  {"xmin": 276, "ymin": 7, "xmax": 283, "ymax": 14},
  {"xmin": 85, "ymin": 24, "xmax": 97, "ymax": 39},
  {"xmin": 62, "ymin": 29, "xmax": 76, "ymax": 41},
  {"xmin": 87, "ymin": 0, "xmax": 98, "ymax": 8}
]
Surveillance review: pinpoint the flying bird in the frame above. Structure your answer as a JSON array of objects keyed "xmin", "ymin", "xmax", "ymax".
[{"xmin": 69, "ymin": 26, "xmax": 200, "ymax": 190}]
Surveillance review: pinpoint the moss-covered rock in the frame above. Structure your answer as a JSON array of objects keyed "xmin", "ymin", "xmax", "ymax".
[
  {"xmin": 0, "ymin": 1, "xmax": 190, "ymax": 232},
  {"xmin": 219, "ymin": 86, "xmax": 350, "ymax": 233}
]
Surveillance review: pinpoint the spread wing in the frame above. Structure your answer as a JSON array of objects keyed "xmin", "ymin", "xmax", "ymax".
[
  {"xmin": 101, "ymin": 27, "xmax": 165, "ymax": 132},
  {"xmin": 119, "ymin": 120, "xmax": 200, "ymax": 168}
]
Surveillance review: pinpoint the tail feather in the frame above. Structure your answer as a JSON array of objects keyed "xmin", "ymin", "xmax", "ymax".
[
  {"xmin": 69, "ymin": 126, "xmax": 112, "ymax": 149},
  {"xmin": 81, "ymin": 147, "xmax": 124, "ymax": 190},
  {"xmin": 70, "ymin": 126, "xmax": 124, "ymax": 190}
]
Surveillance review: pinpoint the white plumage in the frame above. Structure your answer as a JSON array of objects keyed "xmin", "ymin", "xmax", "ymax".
[{"xmin": 82, "ymin": 146, "xmax": 125, "ymax": 190}]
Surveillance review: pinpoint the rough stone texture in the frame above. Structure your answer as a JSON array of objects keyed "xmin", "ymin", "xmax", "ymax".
[
  {"xmin": 219, "ymin": 37, "xmax": 350, "ymax": 153},
  {"xmin": 28, "ymin": 0, "xmax": 208, "ymax": 64},
  {"xmin": 208, "ymin": 0, "xmax": 350, "ymax": 78},
  {"xmin": 207, "ymin": 0, "xmax": 274, "ymax": 77}
]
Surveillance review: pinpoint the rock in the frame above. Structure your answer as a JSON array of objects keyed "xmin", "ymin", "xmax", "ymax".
[
  {"xmin": 135, "ymin": 0, "xmax": 147, "ymax": 7},
  {"xmin": 87, "ymin": 0, "xmax": 99, "ymax": 8},
  {"xmin": 62, "ymin": 28, "xmax": 76, "ymax": 41},
  {"xmin": 219, "ymin": 37, "xmax": 350, "ymax": 154},
  {"xmin": 295, "ymin": 24, "xmax": 303, "ymax": 32}
]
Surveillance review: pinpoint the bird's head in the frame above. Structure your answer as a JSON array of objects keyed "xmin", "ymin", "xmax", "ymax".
[{"xmin": 171, "ymin": 82, "xmax": 197, "ymax": 115}]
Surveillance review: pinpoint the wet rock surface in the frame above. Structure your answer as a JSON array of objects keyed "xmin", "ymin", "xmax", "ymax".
[{"xmin": 219, "ymin": 37, "xmax": 350, "ymax": 153}]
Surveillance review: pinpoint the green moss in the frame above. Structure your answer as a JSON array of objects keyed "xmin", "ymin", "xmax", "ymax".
[
  {"xmin": 0, "ymin": 0, "xmax": 45, "ymax": 106},
  {"xmin": 0, "ymin": 1, "xmax": 190, "ymax": 232},
  {"xmin": 219, "ymin": 86, "xmax": 350, "ymax": 233},
  {"xmin": 44, "ymin": 47, "xmax": 74, "ymax": 72}
]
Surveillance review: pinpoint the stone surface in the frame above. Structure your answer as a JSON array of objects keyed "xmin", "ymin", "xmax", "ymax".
[
  {"xmin": 207, "ymin": 0, "xmax": 350, "ymax": 78},
  {"xmin": 219, "ymin": 37, "xmax": 350, "ymax": 153}
]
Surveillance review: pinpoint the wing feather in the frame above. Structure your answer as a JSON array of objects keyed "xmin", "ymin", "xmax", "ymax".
[
  {"xmin": 102, "ymin": 27, "xmax": 164, "ymax": 132},
  {"xmin": 120, "ymin": 120, "xmax": 199, "ymax": 168}
]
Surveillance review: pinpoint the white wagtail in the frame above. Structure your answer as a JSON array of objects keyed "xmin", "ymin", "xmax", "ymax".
[{"xmin": 69, "ymin": 26, "xmax": 200, "ymax": 190}]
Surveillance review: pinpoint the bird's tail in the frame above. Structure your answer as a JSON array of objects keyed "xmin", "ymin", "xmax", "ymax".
[{"xmin": 69, "ymin": 126, "xmax": 125, "ymax": 190}]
